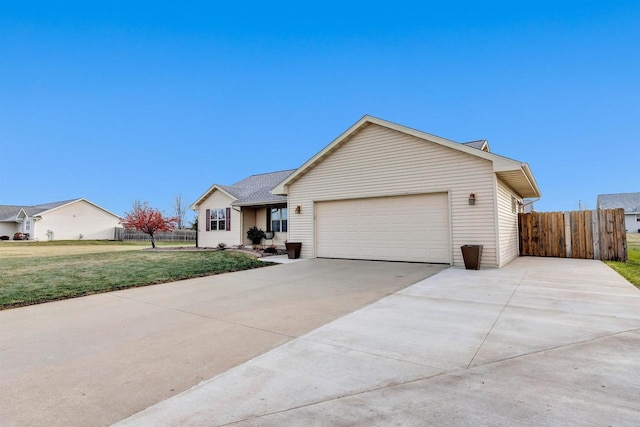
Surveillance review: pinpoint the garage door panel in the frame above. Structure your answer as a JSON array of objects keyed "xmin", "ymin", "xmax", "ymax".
[{"xmin": 316, "ymin": 193, "xmax": 450, "ymax": 263}]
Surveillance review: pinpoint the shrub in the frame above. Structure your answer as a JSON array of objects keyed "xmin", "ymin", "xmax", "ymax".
[
  {"xmin": 263, "ymin": 245, "xmax": 277, "ymax": 254},
  {"xmin": 13, "ymin": 232, "xmax": 23, "ymax": 241},
  {"xmin": 0, "ymin": 235, "xmax": 9, "ymax": 241},
  {"xmin": 246, "ymin": 226, "xmax": 266, "ymax": 245},
  {"xmin": 217, "ymin": 242, "xmax": 227, "ymax": 250}
]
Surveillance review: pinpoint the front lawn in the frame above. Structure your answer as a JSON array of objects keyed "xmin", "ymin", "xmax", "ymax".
[
  {"xmin": 0, "ymin": 239, "xmax": 194, "ymax": 258},
  {"xmin": 1, "ymin": 248, "xmax": 269, "ymax": 309},
  {"xmin": 605, "ymin": 234, "xmax": 640, "ymax": 288}
]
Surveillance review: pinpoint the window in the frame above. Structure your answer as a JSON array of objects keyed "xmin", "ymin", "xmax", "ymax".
[
  {"xmin": 205, "ymin": 208, "xmax": 230, "ymax": 231},
  {"xmin": 269, "ymin": 207, "xmax": 288, "ymax": 232},
  {"xmin": 24, "ymin": 219, "xmax": 31, "ymax": 232},
  {"xmin": 511, "ymin": 196, "xmax": 524, "ymax": 214},
  {"xmin": 210, "ymin": 208, "xmax": 226, "ymax": 231}
]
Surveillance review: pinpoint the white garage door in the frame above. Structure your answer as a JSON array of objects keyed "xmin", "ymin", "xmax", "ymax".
[{"xmin": 316, "ymin": 193, "xmax": 450, "ymax": 263}]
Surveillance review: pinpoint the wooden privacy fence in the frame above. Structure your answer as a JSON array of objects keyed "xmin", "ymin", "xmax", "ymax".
[
  {"xmin": 518, "ymin": 209, "xmax": 627, "ymax": 261},
  {"xmin": 114, "ymin": 228, "xmax": 196, "ymax": 241}
]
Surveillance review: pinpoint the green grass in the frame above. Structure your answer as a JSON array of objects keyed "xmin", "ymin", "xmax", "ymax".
[
  {"xmin": 605, "ymin": 234, "xmax": 640, "ymax": 288},
  {"xmin": 1, "ymin": 248, "xmax": 269, "ymax": 309}
]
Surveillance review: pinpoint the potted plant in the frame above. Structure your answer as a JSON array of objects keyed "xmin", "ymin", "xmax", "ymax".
[
  {"xmin": 285, "ymin": 241, "xmax": 302, "ymax": 259},
  {"xmin": 246, "ymin": 226, "xmax": 266, "ymax": 245}
]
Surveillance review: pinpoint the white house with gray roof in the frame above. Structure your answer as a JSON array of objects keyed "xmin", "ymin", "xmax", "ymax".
[
  {"xmin": 0, "ymin": 198, "xmax": 121, "ymax": 241},
  {"xmin": 190, "ymin": 170, "xmax": 296, "ymax": 248},
  {"xmin": 597, "ymin": 192, "xmax": 640, "ymax": 233},
  {"xmin": 192, "ymin": 115, "xmax": 541, "ymax": 268}
]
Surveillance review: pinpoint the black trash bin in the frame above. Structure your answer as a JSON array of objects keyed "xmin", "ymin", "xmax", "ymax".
[
  {"xmin": 285, "ymin": 242, "xmax": 302, "ymax": 259},
  {"xmin": 461, "ymin": 245, "xmax": 483, "ymax": 270}
]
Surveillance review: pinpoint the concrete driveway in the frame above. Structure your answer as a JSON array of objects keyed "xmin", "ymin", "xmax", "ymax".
[
  {"xmin": 117, "ymin": 257, "xmax": 640, "ymax": 426},
  {"xmin": 0, "ymin": 259, "xmax": 444, "ymax": 427}
]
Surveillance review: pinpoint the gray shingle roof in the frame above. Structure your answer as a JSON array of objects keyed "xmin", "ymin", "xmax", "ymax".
[
  {"xmin": 597, "ymin": 192, "xmax": 640, "ymax": 213},
  {"xmin": 0, "ymin": 199, "xmax": 79, "ymax": 221},
  {"xmin": 222, "ymin": 170, "xmax": 296, "ymax": 205},
  {"xmin": 0, "ymin": 205, "xmax": 23, "ymax": 222},
  {"xmin": 463, "ymin": 140, "xmax": 488, "ymax": 150}
]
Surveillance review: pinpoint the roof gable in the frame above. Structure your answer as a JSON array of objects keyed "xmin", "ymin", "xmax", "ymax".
[
  {"xmin": 463, "ymin": 140, "xmax": 490, "ymax": 151},
  {"xmin": 190, "ymin": 169, "xmax": 296, "ymax": 209},
  {"xmin": 0, "ymin": 205, "xmax": 24, "ymax": 221},
  {"xmin": 272, "ymin": 115, "xmax": 540, "ymax": 198},
  {"xmin": 0, "ymin": 198, "xmax": 121, "ymax": 221}
]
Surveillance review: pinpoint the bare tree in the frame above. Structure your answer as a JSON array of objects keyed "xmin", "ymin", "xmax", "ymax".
[{"xmin": 173, "ymin": 194, "xmax": 188, "ymax": 229}]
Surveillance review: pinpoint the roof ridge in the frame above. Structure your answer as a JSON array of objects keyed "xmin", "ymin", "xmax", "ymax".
[
  {"xmin": 598, "ymin": 192, "xmax": 640, "ymax": 196},
  {"xmin": 245, "ymin": 169, "xmax": 297, "ymax": 177},
  {"xmin": 0, "ymin": 198, "xmax": 80, "ymax": 209}
]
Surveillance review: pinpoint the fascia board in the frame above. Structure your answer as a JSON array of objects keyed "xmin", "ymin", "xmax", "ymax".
[{"xmin": 189, "ymin": 185, "xmax": 237, "ymax": 210}]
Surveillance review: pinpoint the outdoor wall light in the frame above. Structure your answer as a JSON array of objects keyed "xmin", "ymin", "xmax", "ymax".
[
  {"xmin": 295, "ymin": 205, "xmax": 302, "ymax": 214},
  {"xmin": 468, "ymin": 194, "xmax": 476, "ymax": 205}
]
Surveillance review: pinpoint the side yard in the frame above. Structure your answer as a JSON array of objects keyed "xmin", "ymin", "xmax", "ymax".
[
  {"xmin": 605, "ymin": 234, "xmax": 640, "ymax": 287},
  {"xmin": 0, "ymin": 239, "xmax": 194, "ymax": 258},
  {"xmin": 0, "ymin": 241, "xmax": 270, "ymax": 309}
]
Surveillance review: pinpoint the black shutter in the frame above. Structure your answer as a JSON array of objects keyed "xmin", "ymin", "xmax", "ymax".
[
  {"xmin": 226, "ymin": 207, "xmax": 231, "ymax": 231},
  {"xmin": 266, "ymin": 207, "xmax": 272, "ymax": 232},
  {"xmin": 205, "ymin": 209, "xmax": 211, "ymax": 231}
]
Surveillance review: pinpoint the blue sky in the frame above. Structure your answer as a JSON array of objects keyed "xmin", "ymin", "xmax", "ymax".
[{"xmin": 1, "ymin": 1, "xmax": 638, "ymax": 220}]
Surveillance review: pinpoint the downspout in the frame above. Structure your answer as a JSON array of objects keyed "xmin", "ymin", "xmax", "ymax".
[{"xmin": 523, "ymin": 197, "xmax": 541, "ymax": 212}]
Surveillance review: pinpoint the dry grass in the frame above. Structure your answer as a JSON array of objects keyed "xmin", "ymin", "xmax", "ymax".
[{"xmin": 0, "ymin": 240, "xmax": 194, "ymax": 258}]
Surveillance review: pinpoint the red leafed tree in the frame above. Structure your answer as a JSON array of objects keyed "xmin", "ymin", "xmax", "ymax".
[{"xmin": 121, "ymin": 201, "xmax": 178, "ymax": 248}]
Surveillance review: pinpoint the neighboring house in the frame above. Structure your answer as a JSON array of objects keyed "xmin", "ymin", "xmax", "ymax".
[
  {"xmin": 0, "ymin": 198, "xmax": 121, "ymax": 241},
  {"xmin": 192, "ymin": 115, "xmax": 541, "ymax": 267},
  {"xmin": 597, "ymin": 192, "xmax": 640, "ymax": 234},
  {"xmin": 190, "ymin": 170, "xmax": 296, "ymax": 248}
]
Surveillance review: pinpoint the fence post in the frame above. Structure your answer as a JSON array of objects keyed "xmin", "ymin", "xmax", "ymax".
[
  {"xmin": 591, "ymin": 209, "xmax": 601, "ymax": 259},
  {"xmin": 564, "ymin": 212, "xmax": 571, "ymax": 258}
]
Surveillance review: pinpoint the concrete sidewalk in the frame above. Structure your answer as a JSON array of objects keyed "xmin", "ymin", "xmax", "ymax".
[{"xmin": 117, "ymin": 257, "xmax": 640, "ymax": 426}]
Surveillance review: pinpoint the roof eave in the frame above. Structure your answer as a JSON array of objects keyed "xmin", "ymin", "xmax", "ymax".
[
  {"xmin": 495, "ymin": 162, "xmax": 541, "ymax": 199},
  {"xmin": 232, "ymin": 199, "xmax": 288, "ymax": 207},
  {"xmin": 190, "ymin": 185, "xmax": 238, "ymax": 210},
  {"xmin": 35, "ymin": 198, "xmax": 121, "ymax": 219}
]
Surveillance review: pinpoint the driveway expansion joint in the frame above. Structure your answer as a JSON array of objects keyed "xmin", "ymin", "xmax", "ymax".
[
  {"xmin": 465, "ymin": 269, "xmax": 529, "ymax": 368},
  {"xmin": 297, "ymin": 335, "xmax": 446, "ymax": 371},
  {"xmin": 110, "ymin": 293, "xmax": 298, "ymax": 340},
  {"xmin": 220, "ymin": 326, "xmax": 640, "ymax": 427}
]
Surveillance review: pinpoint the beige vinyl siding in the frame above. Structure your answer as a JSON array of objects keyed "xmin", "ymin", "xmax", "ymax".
[
  {"xmin": 242, "ymin": 208, "xmax": 257, "ymax": 246},
  {"xmin": 287, "ymin": 123, "xmax": 498, "ymax": 267},
  {"xmin": 35, "ymin": 200, "xmax": 120, "ymax": 241},
  {"xmin": 496, "ymin": 179, "xmax": 521, "ymax": 266},
  {"xmin": 197, "ymin": 191, "xmax": 241, "ymax": 247}
]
